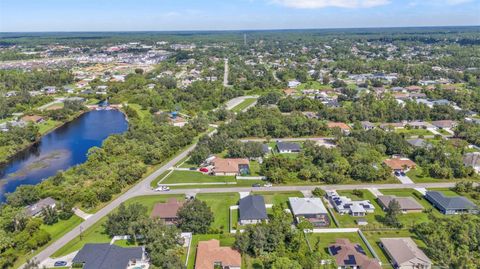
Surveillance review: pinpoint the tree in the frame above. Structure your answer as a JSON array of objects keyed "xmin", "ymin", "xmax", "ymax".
[
  {"xmin": 104, "ymin": 203, "xmax": 147, "ymax": 237},
  {"xmin": 272, "ymin": 257, "xmax": 302, "ymax": 269},
  {"xmin": 42, "ymin": 206, "xmax": 58, "ymax": 225},
  {"xmin": 176, "ymin": 199, "xmax": 213, "ymax": 234},
  {"xmin": 384, "ymin": 199, "xmax": 402, "ymax": 228}
]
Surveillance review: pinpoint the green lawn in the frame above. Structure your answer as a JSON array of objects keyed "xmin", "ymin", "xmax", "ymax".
[
  {"xmin": 187, "ymin": 234, "xmax": 236, "ymax": 269},
  {"xmin": 252, "ymin": 191, "xmax": 304, "ymax": 208},
  {"xmin": 52, "ymin": 195, "xmax": 183, "ymax": 257},
  {"xmin": 249, "ymin": 160, "xmax": 261, "ymax": 176},
  {"xmin": 232, "ymin": 98, "xmax": 257, "ymax": 113},
  {"xmin": 128, "ymin": 103, "xmax": 152, "ymax": 120},
  {"xmin": 150, "ymin": 170, "xmax": 172, "ymax": 187},
  {"xmin": 170, "ymin": 179, "xmax": 265, "ymax": 189},
  {"xmin": 38, "ymin": 119, "xmax": 62, "ymax": 134},
  {"xmin": 305, "ymin": 232, "xmax": 373, "ymax": 258},
  {"xmin": 296, "ymin": 81, "xmax": 332, "ymax": 90},
  {"xmin": 196, "ymin": 193, "xmax": 240, "ymax": 233},
  {"xmin": 395, "ymin": 128, "xmax": 433, "ymax": 137},
  {"xmin": 162, "ymin": 170, "xmax": 236, "ymax": 184},
  {"xmin": 41, "ymin": 215, "xmax": 84, "ymax": 242}
]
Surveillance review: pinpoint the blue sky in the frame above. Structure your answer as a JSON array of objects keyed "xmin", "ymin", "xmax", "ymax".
[{"xmin": 0, "ymin": 0, "xmax": 479, "ymax": 32}]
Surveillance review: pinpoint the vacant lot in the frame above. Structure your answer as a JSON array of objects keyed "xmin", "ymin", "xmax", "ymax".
[
  {"xmin": 162, "ymin": 170, "xmax": 236, "ymax": 184},
  {"xmin": 196, "ymin": 193, "xmax": 240, "ymax": 233}
]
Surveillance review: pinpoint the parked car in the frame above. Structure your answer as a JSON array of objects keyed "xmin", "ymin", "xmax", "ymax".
[
  {"xmin": 394, "ymin": 171, "xmax": 400, "ymax": 176},
  {"xmin": 199, "ymin": 167, "xmax": 209, "ymax": 173},
  {"xmin": 154, "ymin": 186, "xmax": 170, "ymax": 192},
  {"xmin": 54, "ymin": 261, "xmax": 67, "ymax": 267},
  {"xmin": 252, "ymin": 183, "xmax": 261, "ymax": 187},
  {"xmin": 189, "ymin": 167, "xmax": 197, "ymax": 170},
  {"xmin": 264, "ymin": 183, "xmax": 272, "ymax": 187},
  {"xmin": 400, "ymin": 171, "xmax": 406, "ymax": 176}
]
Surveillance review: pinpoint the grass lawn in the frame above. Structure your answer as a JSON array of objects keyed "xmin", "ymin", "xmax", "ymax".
[
  {"xmin": 232, "ymin": 98, "xmax": 257, "ymax": 113},
  {"xmin": 196, "ymin": 193, "xmax": 240, "ymax": 233},
  {"xmin": 363, "ymin": 229, "xmax": 426, "ymax": 267},
  {"xmin": 187, "ymin": 234, "xmax": 236, "ymax": 269},
  {"xmin": 162, "ymin": 170, "xmax": 236, "ymax": 184},
  {"xmin": 395, "ymin": 128, "xmax": 433, "ymax": 137},
  {"xmin": 128, "ymin": 103, "xmax": 152, "ymax": 120},
  {"xmin": 438, "ymin": 129, "xmax": 451, "ymax": 135},
  {"xmin": 52, "ymin": 195, "xmax": 183, "ymax": 257},
  {"xmin": 252, "ymin": 191, "xmax": 304, "ymax": 207},
  {"xmin": 170, "ymin": 179, "xmax": 265, "ymax": 189},
  {"xmin": 249, "ymin": 160, "xmax": 261, "ymax": 176},
  {"xmin": 305, "ymin": 232, "xmax": 374, "ymax": 258},
  {"xmin": 38, "ymin": 119, "xmax": 62, "ymax": 134},
  {"xmin": 296, "ymin": 81, "xmax": 331, "ymax": 90},
  {"xmin": 150, "ymin": 170, "xmax": 172, "ymax": 188}
]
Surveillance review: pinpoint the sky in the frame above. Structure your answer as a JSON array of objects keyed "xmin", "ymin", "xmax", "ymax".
[{"xmin": 0, "ymin": 0, "xmax": 479, "ymax": 32}]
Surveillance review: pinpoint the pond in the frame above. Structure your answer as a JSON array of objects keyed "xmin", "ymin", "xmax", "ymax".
[{"xmin": 0, "ymin": 110, "xmax": 128, "ymax": 202}]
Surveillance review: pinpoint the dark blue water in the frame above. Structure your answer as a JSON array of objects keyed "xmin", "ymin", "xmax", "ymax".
[{"xmin": 0, "ymin": 110, "xmax": 128, "ymax": 202}]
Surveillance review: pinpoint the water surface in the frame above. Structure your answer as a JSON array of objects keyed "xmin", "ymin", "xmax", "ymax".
[{"xmin": 0, "ymin": 110, "xmax": 128, "ymax": 202}]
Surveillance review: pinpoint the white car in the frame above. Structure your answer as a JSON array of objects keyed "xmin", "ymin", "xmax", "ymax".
[
  {"xmin": 155, "ymin": 186, "xmax": 170, "ymax": 192},
  {"xmin": 263, "ymin": 183, "xmax": 273, "ymax": 187}
]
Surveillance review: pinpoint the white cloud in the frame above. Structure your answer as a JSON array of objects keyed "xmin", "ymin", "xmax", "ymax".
[
  {"xmin": 270, "ymin": 0, "xmax": 391, "ymax": 8},
  {"xmin": 409, "ymin": 0, "xmax": 475, "ymax": 6}
]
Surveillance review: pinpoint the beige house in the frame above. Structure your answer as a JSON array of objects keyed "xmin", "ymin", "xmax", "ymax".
[{"xmin": 380, "ymin": 238, "xmax": 432, "ymax": 269}]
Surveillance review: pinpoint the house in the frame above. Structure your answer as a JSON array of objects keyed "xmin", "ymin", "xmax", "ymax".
[
  {"xmin": 383, "ymin": 158, "xmax": 416, "ymax": 172},
  {"xmin": 283, "ymin": 88, "xmax": 297, "ymax": 96},
  {"xmin": 288, "ymin": 80, "xmax": 301, "ymax": 88},
  {"xmin": 288, "ymin": 197, "xmax": 330, "ymax": 227},
  {"xmin": 327, "ymin": 121, "xmax": 351, "ymax": 134},
  {"xmin": 150, "ymin": 198, "xmax": 184, "ymax": 225},
  {"xmin": 380, "ymin": 122, "xmax": 404, "ymax": 131},
  {"xmin": 25, "ymin": 197, "xmax": 57, "ymax": 217},
  {"xmin": 262, "ymin": 144, "xmax": 270, "ymax": 154},
  {"xmin": 405, "ymin": 121, "xmax": 432, "ymax": 129},
  {"xmin": 377, "ymin": 195, "xmax": 424, "ymax": 213},
  {"xmin": 238, "ymin": 195, "xmax": 268, "ymax": 225},
  {"xmin": 463, "ymin": 152, "xmax": 480, "ymax": 173},
  {"xmin": 405, "ymin": 86, "xmax": 422, "ymax": 92},
  {"xmin": 360, "ymin": 121, "xmax": 375, "ymax": 130},
  {"xmin": 406, "ymin": 139, "xmax": 431, "ymax": 149},
  {"xmin": 42, "ymin": 86, "xmax": 57, "ymax": 94},
  {"xmin": 328, "ymin": 239, "xmax": 381, "ymax": 269},
  {"xmin": 380, "ymin": 238, "xmax": 432, "ymax": 269},
  {"xmin": 195, "ymin": 239, "xmax": 241, "ymax": 269},
  {"xmin": 211, "ymin": 157, "xmax": 250, "ymax": 176},
  {"xmin": 72, "ymin": 243, "xmax": 148, "ymax": 269},
  {"xmin": 431, "ymin": 120, "xmax": 456, "ymax": 129},
  {"xmin": 425, "ymin": 191, "xmax": 478, "ymax": 215},
  {"xmin": 326, "ymin": 191, "xmax": 375, "ymax": 217},
  {"xmin": 276, "ymin": 142, "xmax": 301, "ymax": 153},
  {"xmin": 169, "ymin": 115, "xmax": 188, "ymax": 127},
  {"xmin": 21, "ymin": 115, "xmax": 44, "ymax": 124}
]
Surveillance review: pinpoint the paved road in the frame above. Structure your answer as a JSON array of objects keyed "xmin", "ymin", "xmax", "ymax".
[
  {"xmin": 38, "ymin": 98, "xmax": 65, "ymax": 110},
  {"xmin": 223, "ymin": 58, "xmax": 229, "ymax": 87},
  {"xmin": 28, "ymin": 142, "xmax": 197, "ymax": 266},
  {"xmin": 224, "ymin": 95, "xmax": 258, "ymax": 110},
  {"xmin": 135, "ymin": 182, "xmax": 463, "ymax": 197},
  {"xmin": 27, "ymin": 95, "xmax": 250, "ymax": 266}
]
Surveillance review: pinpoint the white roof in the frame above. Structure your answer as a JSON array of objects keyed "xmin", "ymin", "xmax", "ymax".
[{"xmin": 289, "ymin": 197, "xmax": 327, "ymax": 215}]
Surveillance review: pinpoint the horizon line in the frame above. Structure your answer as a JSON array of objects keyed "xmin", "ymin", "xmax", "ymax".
[{"xmin": 1, "ymin": 24, "xmax": 479, "ymax": 34}]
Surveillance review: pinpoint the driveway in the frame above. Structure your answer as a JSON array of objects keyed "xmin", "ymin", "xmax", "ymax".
[{"xmin": 395, "ymin": 174, "xmax": 414, "ymax": 184}]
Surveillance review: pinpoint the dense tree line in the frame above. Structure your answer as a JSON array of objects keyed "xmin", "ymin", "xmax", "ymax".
[{"xmin": 413, "ymin": 215, "xmax": 480, "ymax": 268}]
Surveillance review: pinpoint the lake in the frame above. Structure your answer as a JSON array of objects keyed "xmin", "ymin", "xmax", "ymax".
[{"xmin": 0, "ymin": 110, "xmax": 128, "ymax": 202}]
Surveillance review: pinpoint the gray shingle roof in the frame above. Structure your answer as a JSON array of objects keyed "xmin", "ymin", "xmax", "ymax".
[
  {"xmin": 25, "ymin": 197, "xmax": 56, "ymax": 216},
  {"xmin": 425, "ymin": 191, "xmax": 478, "ymax": 210},
  {"xmin": 276, "ymin": 142, "xmax": 301, "ymax": 152},
  {"xmin": 72, "ymin": 243, "xmax": 143, "ymax": 269},
  {"xmin": 239, "ymin": 195, "xmax": 268, "ymax": 221},
  {"xmin": 289, "ymin": 197, "xmax": 328, "ymax": 215}
]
